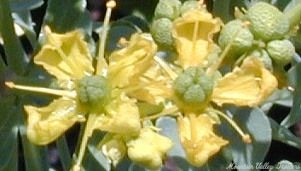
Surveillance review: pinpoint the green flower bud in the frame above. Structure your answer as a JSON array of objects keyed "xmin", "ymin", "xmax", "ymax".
[
  {"xmin": 180, "ymin": 0, "xmax": 200, "ymax": 15},
  {"xmin": 246, "ymin": 2, "xmax": 289, "ymax": 41},
  {"xmin": 173, "ymin": 67, "xmax": 214, "ymax": 112},
  {"xmin": 151, "ymin": 18, "xmax": 174, "ymax": 50},
  {"xmin": 76, "ymin": 75, "xmax": 110, "ymax": 111},
  {"xmin": 218, "ymin": 20, "xmax": 254, "ymax": 59},
  {"xmin": 154, "ymin": 0, "xmax": 181, "ymax": 20},
  {"xmin": 267, "ymin": 39, "xmax": 295, "ymax": 65},
  {"xmin": 249, "ymin": 49, "xmax": 273, "ymax": 71}
]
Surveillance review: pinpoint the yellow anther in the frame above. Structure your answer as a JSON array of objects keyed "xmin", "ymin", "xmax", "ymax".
[
  {"xmin": 242, "ymin": 134, "xmax": 252, "ymax": 144},
  {"xmin": 106, "ymin": 0, "xmax": 116, "ymax": 9}
]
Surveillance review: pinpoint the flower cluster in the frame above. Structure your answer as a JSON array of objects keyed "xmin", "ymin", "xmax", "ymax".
[{"xmin": 7, "ymin": 0, "xmax": 296, "ymax": 170}]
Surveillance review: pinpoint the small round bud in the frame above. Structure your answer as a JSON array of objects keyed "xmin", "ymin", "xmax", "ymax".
[
  {"xmin": 218, "ymin": 20, "xmax": 254, "ymax": 59},
  {"xmin": 246, "ymin": 2, "xmax": 289, "ymax": 41},
  {"xmin": 267, "ymin": 39, "xmax": 295, "ymax": 65},
  {"xmin": 154, "ymin": 0, "xmax": 181, "ymax": 20},
  {"xmin": 151, "ymin": 18, "xmax": 174, "ymax": 50},
  {"xmin": 180, "ymin": 0, "xmax": 200, "ymax": 15}
]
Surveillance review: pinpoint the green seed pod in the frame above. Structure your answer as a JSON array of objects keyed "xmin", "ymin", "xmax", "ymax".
[
  {"xmin": 151, "ymin": 18, "xmax": 174, "ymax": 50},
  {"xmin": 267, "ymin": 39, "xmax": 295, "ymax": 65},
  {"xmin": 76, "ymin": 75, "xmax": 110, "ymax": 111},
  {"xmin": 154, "ymin": 0, "xmax": 181, "ymax": 20},
  {"xmin": 218, "ymin": 19, "xmax": 254, "ymax": 58},
  {"xmin": 246, "ymin": 2, "xmax": 289, "ymax": 41},
  {"xmin": 180, "ymin": 0, "xmax": 200, "ymax": 15},
  {"xmin": 249, "ymin": 49, "xmax": 273, "ymax": 70},
  {"xmin": 173, "ymin": 67, "xmax": 214, "ymax": 112}
]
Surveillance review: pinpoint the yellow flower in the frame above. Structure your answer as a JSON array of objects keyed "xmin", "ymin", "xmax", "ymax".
[
  {"xmin": 178, "ymin": 114, "xmax": 228, "ymax": 167},
  {"xmin": 6, "ymin": 27, "xmax": 163, "ymax": 145},
  {"xmin": 6, "ymin": 22, "xmax": 162, "ymax": 169},
  {"xmin": 153, "ymin": 53, "xmax": 274, "ymax": 167},
  {"xmin": 126, "ymin": 127, "xmax": 173, "ymax": 170},
  {"xmin": 172, "ymin": 9, "xmax": 221, "ymax": 69},
  {"xmin": 212, "ymin": 57, "xmax": 278, "ymax": 106}
]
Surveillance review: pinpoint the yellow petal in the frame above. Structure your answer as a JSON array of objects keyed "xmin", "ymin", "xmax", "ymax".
[
  {"xmin": 126, "ymin": 128, "xmax": 173, "ymax": 170},
  {"xmin": 34, "ymin": 26, "xmax": 94, "ymax": 80},
  {"xmin": 25, "ymin": 98, "xmax": 84, "ymax": 145},
  {"xmin": 128, "ymin": 63, "xmax": 173, "ymax": 104},
  {"xmin": 95, "ymin": 91, "xmax": 141, "ymax": 135},
  {"xmin": 178, "ymin": 114, "xmax": 228, "ymax": 167},
  {"xmin": 172, "ymin": 9, "xmax": 221, "ymax": 69},
  {"xmin": 101, "ymin": 134, "xmax": 126, "ymax": 166},
  {"xmin": 108, "ymin": 34, "xmax": 157, "ymax": 88},
  {"xmin": 212, "ymin": 57, "xmax": 278, "ymax": 106}
]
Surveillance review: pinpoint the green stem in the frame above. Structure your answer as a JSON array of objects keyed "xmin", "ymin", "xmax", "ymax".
[{"xmin": 72, "ymin": 114, "xmax": 97, "ymax": 170}]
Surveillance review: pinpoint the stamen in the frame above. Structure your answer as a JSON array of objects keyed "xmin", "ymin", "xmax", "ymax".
[
  {"xmin": 5, "ymin": 81, "xmax": 76, "ymax": 98},
  {"xmin": 210, "ymin": 108, "xmax": 252, "ymax": 144},
  {"xmin": 206, "ymin": 29, "xmax": 241, "ymax": 76},
  {"xmin": 97, "ymin": 0, "xmax": 116, "ymax": 75},
  {"xmin": 191, "ymin": 21, "xmax": 199, "ymax": 59},
  {"xmin": 154, "ymin": 56, "xmax": 178, "ymax": 80},
  {"xmin": 72, "ymin": 113, "xmax": 97, "ymax": 170}
]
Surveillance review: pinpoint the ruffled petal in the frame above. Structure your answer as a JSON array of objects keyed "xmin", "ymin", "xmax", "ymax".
[
  {"xmin": 212, "ymin": 57, "xmax": 278, "ymax": 106},
  {"xmin": 126, "ymin": 128, "xmax": 173, "ymax": 170},
  {"xmin": 25, "ymin": 98, "xmax": 84, "ymax": 145},
  {"xmin": 108, "ymin": 34, "xmax": 157, "ymax": 88},
  {"xmin": 34, "ymin": 26, "xmax": 94, "ymax": 80},
  {"xmin": 95, "ymin": 91, "xmax": 141, "ymax": 135},
  {"xmin": 129, "ymin": 63, "xmax": 173, "ymax": 104},
  {"xmin": 172, "ymin": 9, "xmax": 221, "ymax": 69},
  {"xmin": 178, "ymin": 114, "xmax": 228, "ymax": 167}
]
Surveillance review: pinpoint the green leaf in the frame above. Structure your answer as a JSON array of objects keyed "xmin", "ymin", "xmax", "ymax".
[
  {"xmin": 43, "ymin": 0, "xmax": 92, "ymax": 33},
  {"xmin": 82, "ymin": 131, "xmax": 110, "ymax": 171},
  {"xmin": 116, "ymin": 0, "xmax": 158, "ymax": 22},
  {"xmin": 20, "ymin": 126, "xmax": 50, "ymax": 171},
  {"xmin": 9, "ymin": 0, "xmax": 43, "ymax": 11},
  {"xmin": 221, "ymin": 108, "xmax": 272, "ymax": 171},
  {"xmin": 0, "ymin": 0, "xmax": 28, "ymax": 75},
  {"xmin": 106, "ymin": 21, "xmax": 139, "ymax": 53},
  {"xmin": 0, "ymin": 54, "xmax": 6, "ymax": 75},
  {"xmin": 0, "ymin": 96, "xmax": 19, "ymax": 171},
  {"xmin": 155, "ymin": 116, "xmax": 185, "ymax": 158},
  {"xmin": 84, "ymin": 145, "xmax": 110, "ymax": 171},
  {"xmin": 13, "ymin": 10, "xmax": 38, "ymax": 49},
  {"xmin": 270, "ymin": 118, "xmax": 301, "ymax": 150},
  {"xmin": 281, "ymin": 63, "xmax": 301, "ymax": 127},
  {"xmin": 56, "ymin": 136, "xmax": 72, "ymax": 171}
]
